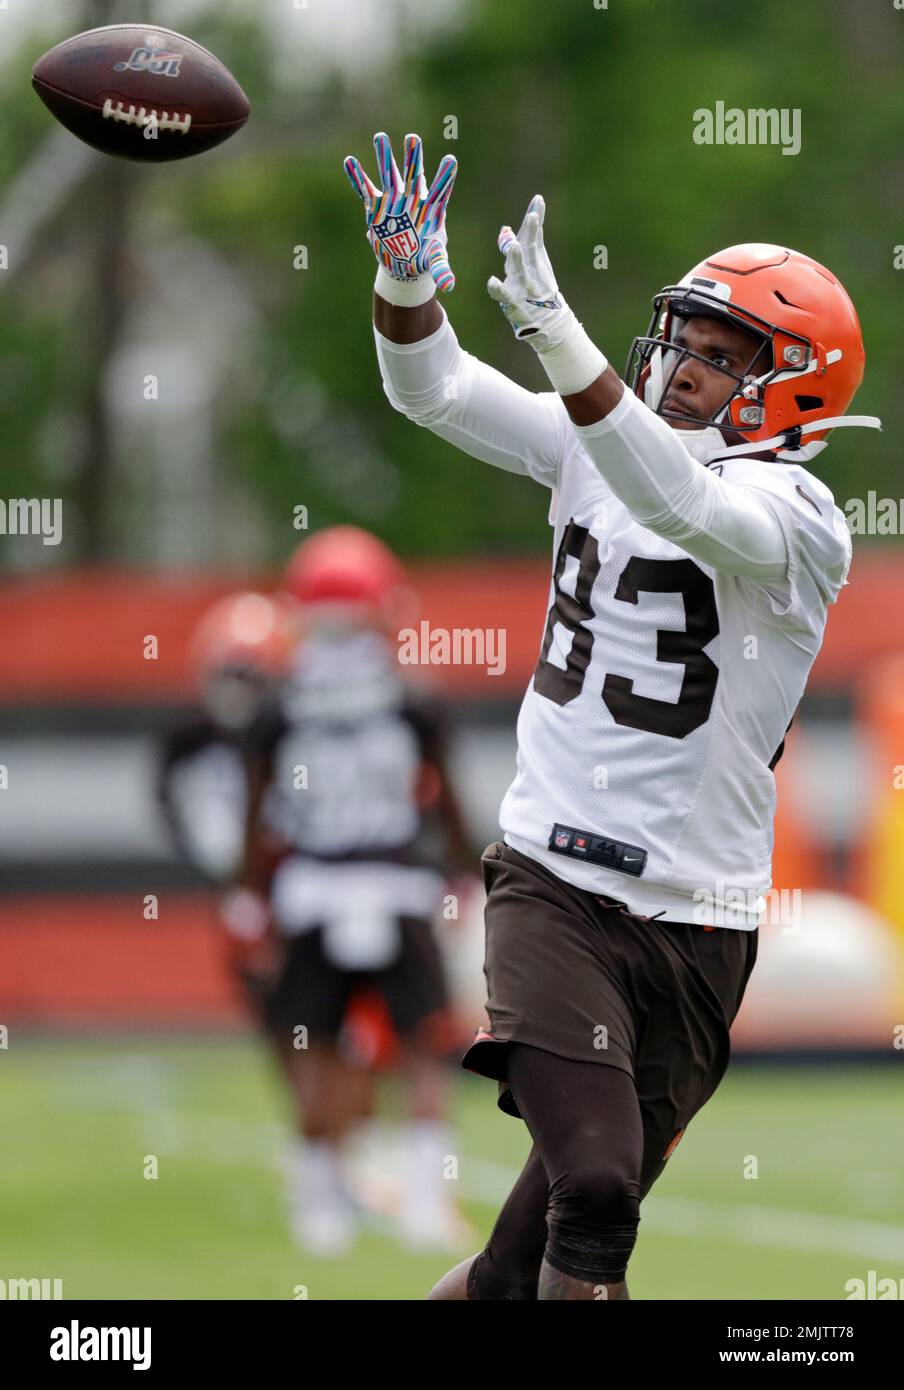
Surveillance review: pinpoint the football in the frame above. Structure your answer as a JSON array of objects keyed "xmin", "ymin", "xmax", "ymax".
[{"xmin": 32, "ymin": 24, "xmax": 250, "ymax": 163}]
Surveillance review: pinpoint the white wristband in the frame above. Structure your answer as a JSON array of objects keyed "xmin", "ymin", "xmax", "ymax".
[
  {"xmin": 526, "ymin": 309, "xmax": 608, "ymax": 396},
  {"xmin": 374, "ymin": 265, "xmax": 437, "ymax": 308}
]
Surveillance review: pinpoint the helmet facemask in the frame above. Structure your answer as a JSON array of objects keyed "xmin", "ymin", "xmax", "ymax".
[{"xmin": 626, "ymin": 283, "xmax": 814, "ymax": 446}]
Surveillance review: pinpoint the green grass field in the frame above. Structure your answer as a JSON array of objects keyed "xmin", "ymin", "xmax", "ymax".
[{"xmin": 2, "ymin": 1037, "xmax": 902, "ymax": 1300}]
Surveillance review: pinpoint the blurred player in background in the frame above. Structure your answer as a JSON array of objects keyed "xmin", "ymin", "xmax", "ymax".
[
  {"xmin": 160, "ymin": 589, "xmax": 382, "ymax": 1242},
  {"xmin": 159, "ymin": 590, "xmax": 297, "ymax": 1043},
  {"xmin": 250, "ymin": 527, "xmax": 476, "ymax": 1254},
  {"xmin": 161, "ymin": 566, "xmax": 476, "ymax": 1254}
]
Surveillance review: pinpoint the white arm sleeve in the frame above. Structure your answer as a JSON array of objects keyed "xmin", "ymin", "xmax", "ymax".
[
  {"xmin": 374, "ymin": 309, "xmax": 566, "ymax": 488},
  {"xmin": 573, "ymin": 387, "xmax": 789, "ymax": 581}
]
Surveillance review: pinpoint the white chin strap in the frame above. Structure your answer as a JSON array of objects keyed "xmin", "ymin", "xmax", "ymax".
[
  {"xmin": 702, "ymin": 414, "xmax": 882, "ymax": 464},
  {"xmin": 645, "ymin": 339, "xmax": 882, "ymax": 463}
]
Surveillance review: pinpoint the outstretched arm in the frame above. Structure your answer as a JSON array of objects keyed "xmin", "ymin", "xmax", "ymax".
[
  {"xmin": 373, "ymin": 291, "xmax": 441, "ymax": 346},
  {"xmin": 344, "ymin": 133, "xmax": 567, "ymax": 486},
  {"xmin": 488, "ymin": 197, "xmax": 790, "ymax": 580}
]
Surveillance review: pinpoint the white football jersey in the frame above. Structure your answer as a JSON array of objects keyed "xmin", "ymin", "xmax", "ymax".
[
  {"xmin": 500, "ymin": 432, "xmax": 850, "ymax": 925},
  {"xmin": 375, "ymin": 312, "xmax": 852, "ymax": 927}
]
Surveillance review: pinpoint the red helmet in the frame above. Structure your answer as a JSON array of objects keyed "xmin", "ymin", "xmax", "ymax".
[
  {"xmin": 626, "ymin": 242, "xmax": 880, "ymax": 461},
  {"xmin": 191, "ymin": 591, "xmax": 296, "ymax": 683},
  {"xmin": 282, "ymin": 527, "xmax": 410, "ymax": 625}
]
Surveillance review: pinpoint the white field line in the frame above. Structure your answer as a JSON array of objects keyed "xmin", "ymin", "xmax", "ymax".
[
  {"xmin": 466, "ymin": 1158, "xmax": 904, "ymax": 1264},
  {"xmin": 129, "ymin": 1111, "xmax": 904, "ymax": 1264}
]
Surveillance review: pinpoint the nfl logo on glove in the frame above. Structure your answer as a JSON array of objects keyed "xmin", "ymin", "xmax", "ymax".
[{"xmin": 372, "ymin": 211, "xmax": 419, "ymax": 264}]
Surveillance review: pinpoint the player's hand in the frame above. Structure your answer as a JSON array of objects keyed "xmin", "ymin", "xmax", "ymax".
[
  {"xmin": 217, "ymin": 889, "xmax": 283, "ymax": 983},
  {"xmin": 344, "ymin": 132, "xmax": 458, "ymax": 292},
  {"xmin": 487, "ymin": 194, "xmax": 568, "ymax": 345},
  {"xmin": 218, "ymin": 888, "xmax": 269, "ymax": 942},
  {"xmin": 487, "ymin": 194, "xmax": 608, "ymax": 396}
]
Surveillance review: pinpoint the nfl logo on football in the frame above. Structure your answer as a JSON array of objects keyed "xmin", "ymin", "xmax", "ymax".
[{"xmin": 114, "ymin": 46, "xmax": 183, "ymax": 78}]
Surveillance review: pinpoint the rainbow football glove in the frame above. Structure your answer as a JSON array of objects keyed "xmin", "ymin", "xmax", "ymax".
[{"xmin": 344, "ymin": 132, "xmax": 458, "ymax": 306}]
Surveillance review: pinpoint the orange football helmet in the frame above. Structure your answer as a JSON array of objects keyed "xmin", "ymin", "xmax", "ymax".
[
  {"xmin": 626, "ymin": 242, "xmax": 880, "ymax": 462},
  {"xmin": 190, "ymin": 592, "xmax": 297, "ymax": 728},
  {"xmin": 282, "ymin": 526, "xmax": 412, "ymax": 629},
  {"xmin": 191, "ymin": 591, "xmax": 296, "ymax": 682}
]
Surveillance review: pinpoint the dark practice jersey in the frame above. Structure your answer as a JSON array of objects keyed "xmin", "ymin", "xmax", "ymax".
[
  {"xmin": 159, "ymin": 716, "xmax": 252, "ymax": 881},
  {"xmin": 253, "ymin": 628, "xmax": 453, "ymax": 868}
]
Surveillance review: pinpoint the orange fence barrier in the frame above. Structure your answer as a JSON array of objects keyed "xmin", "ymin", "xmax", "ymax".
[
  {"xmin": 0, "ymin": 892, "xmax": 244, "ymax": 1028},
  {"xmin": 1, "ymin": 549, "xmax": 903, "ymax": 701}
]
